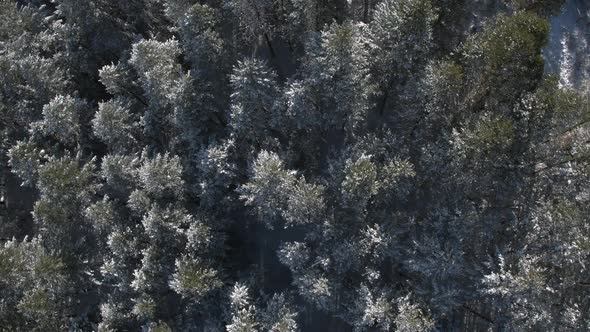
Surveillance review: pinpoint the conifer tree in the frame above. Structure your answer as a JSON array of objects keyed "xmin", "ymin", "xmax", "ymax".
[{"xmin": 3, "ymin": 0, "xmax": 590, "ymax": 330}]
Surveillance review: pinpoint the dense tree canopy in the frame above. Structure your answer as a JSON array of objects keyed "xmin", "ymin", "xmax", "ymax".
[{"xmin": 0, "ymin": 0, "xmax": 589, "ymax": 330}]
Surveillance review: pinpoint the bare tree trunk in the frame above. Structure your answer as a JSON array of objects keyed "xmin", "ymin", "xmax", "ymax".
[{"xmin": 264, "ymin": 33, "xmax": 276, "ymax": 58}]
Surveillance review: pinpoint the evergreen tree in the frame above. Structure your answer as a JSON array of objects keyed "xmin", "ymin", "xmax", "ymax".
[{"xmin": 3, "ymin": 0, "xmax": 590, "ymax": 330}]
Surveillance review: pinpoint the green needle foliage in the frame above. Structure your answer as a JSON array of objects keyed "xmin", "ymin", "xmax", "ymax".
[{"xmin": 0, "ymin": 0, "xmax": 589, "ymax": 330}]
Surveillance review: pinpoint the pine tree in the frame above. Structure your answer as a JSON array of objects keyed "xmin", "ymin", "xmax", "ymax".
[{"xmin": 4, "ymin": 0, "xmax": 590, "ymax": 330}]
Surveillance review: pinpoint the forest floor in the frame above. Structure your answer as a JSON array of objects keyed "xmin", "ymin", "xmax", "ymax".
[{"xmin": 545, "ymin": 0, "xmax": 590, "ymax": 88}]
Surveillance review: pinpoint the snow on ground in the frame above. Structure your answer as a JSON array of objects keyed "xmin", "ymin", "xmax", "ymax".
[{"xmin": 546, "ymin": 0, "xmax": 590, "ymax": 89}]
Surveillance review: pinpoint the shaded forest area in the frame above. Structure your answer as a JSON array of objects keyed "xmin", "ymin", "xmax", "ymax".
[{"xmin": 1, "ymin": 0, "xmax": 590, "ymax": 331}]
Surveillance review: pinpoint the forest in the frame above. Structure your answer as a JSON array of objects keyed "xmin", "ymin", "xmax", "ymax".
[{"xmin": 1, "ymin": 0, "xmax": 589, "ymax": 331}]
